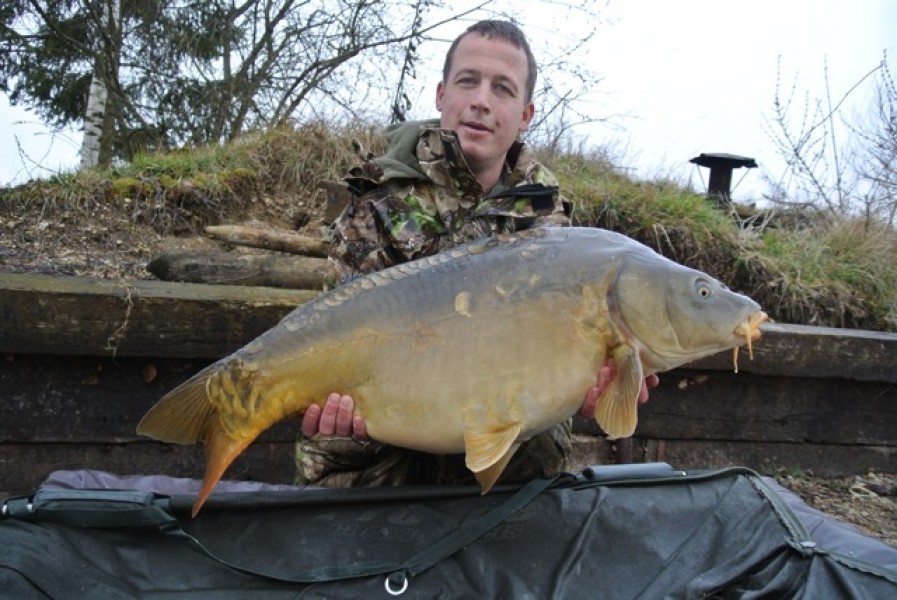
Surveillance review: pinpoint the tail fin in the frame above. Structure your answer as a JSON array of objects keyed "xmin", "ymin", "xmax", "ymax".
[
  {"xmin": 192, "ymin": 425, "xmax": 254, "ymax": 517},
  {"xmin": 137, "ymin": 374, "xmax": 255, "ymax": 517},
  {"xmin": 137, "ymin": 376, "xmax": 215, "ymax": 444}
]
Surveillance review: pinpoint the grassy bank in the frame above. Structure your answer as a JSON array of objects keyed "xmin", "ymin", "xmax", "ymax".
[{"xmin": 2, "ymin": 122, "xmax": 895, "ymax": 332}]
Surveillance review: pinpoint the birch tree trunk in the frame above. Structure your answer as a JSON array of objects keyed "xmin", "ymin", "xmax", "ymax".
[
  {"xmin": 80, "ymin": 73, "xmax": 107, "ymax": 168},
  {"xmin": 79, "ymin": 0, "xmax": 120, "ymax": 169}
]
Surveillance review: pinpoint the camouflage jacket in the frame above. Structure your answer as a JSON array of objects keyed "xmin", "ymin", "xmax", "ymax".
[
  {"xmin": 327, "ymin": 119, "xmax": 571, "ymax": 284},
  {"xmin": 296, "ymin": 120, "xmax": 574, "ymax": 488}
]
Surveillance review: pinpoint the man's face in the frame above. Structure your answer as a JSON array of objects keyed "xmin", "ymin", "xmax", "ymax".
[{"xmin": 436, "ymin": 33, "xmax": 535, "ymax": 181}]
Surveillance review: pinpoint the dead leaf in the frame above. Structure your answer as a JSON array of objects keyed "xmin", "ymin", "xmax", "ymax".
[{"xmin": 142, "ymin": 363, "xmax": 158, "ymax": 383}]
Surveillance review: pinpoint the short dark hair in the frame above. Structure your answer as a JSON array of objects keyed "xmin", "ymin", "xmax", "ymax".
[{"xmin": 442, "ymin": 20, "xmax": 537, "ymax": 104}]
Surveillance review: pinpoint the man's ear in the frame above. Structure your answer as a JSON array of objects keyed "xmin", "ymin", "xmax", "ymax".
[
  {"xmin": 519, "ymin": 101, "xmax": 535, "ymax": 132},
  {"xmin": 435, "ymin": 81, "xmax": 445, "ymax": 111}
]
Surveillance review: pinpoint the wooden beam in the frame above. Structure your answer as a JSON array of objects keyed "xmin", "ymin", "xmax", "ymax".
[
  {"xmin": 574, "ymin": 370, "xmax": 897, "ymax": 446},
  {"xmin": 0, "ymin": 442, "xmax": 296, "ymax": 500},
  {"xmin": 687, "ymin": 322, "xmax": 897, "ymax": 383},
  {"xmin": 0, "ymin": 354, "xmax": 298, "ymax": 444},
  {"xmin": 620, "ymin": 369, "xmax": 894, "ymax": 445},
  {"xmin": 146, "ymin": 250, "xmax": 327, "ymax": 289},
  {"xmin": 3, "ymin": 273, "xmax": 896, "ymax": 383},
  {"xmin": 638, "ymin": 438, "xmax": 897, "ymax": 478},
  {"xmin": 204, "ymin": 225, "xmax": 330, "ymax": 257},
  {"xmin": 1, "ymin": 347, "xmax": 895, "ymax": 496},
  {"xmin": 0, "ymin": 272, "xmax": 318, "ymax": 358}
]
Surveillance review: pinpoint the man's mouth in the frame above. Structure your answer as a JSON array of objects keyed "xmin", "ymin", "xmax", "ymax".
[{"xmin": 462, "ymin": 121, "xmax": 492, "ymax": 133}]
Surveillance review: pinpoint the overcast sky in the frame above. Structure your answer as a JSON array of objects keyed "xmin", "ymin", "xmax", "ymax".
[
  {"xmin": 2, "ymin": 0, "xmax": 895, "ymax": 202},
  {"xmin": 578, "ymin": 0, "xmax": 896, "ymax": 199}
]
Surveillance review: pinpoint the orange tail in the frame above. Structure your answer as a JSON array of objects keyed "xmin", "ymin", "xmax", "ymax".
[
  {"xmin": 192, "ymin": 426, "xmax": 254, "ymax": 517},
  {"xmin": 136, "ymin": 374, "xmax": 258, "ymax": 517}
]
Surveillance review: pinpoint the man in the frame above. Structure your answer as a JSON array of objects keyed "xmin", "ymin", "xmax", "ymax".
[{"xmin": 297, "ymin": 20, "xmax": 656, "ymax": 487}]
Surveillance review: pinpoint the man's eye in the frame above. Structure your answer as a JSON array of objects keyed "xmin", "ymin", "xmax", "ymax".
[{"xmin": 493, "ymin": 82, "xmax": 515, "ymax": 97}]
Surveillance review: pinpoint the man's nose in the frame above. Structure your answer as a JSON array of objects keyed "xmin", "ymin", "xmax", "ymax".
[{"xmin": 470, "ymin": 82, "xmax": 492, "ymax": 112}]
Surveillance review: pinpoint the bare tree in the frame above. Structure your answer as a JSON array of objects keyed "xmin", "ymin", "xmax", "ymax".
[
  {"xmin": 3, "ymin": 0, "xmax": 487, "ymax": 163},
  {"xmin": 852, "ymin": 54, "xmax": 896, "ymax": 226},
  {"xmin": 763, "ymin": 53, "xmax": 896, "ymax": 227},
  {"xmin": 4, "ymin": 0, "xmax": 607, "ymax": 168}
]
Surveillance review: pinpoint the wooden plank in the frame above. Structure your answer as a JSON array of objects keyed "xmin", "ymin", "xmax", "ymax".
[
  {"xmin": 638, "ymin": 438, "xmax": 897, "ymax": 478},
  {"xmin": 4, "ymin": 356, "xmax": 896, "ymax": 447},
  {"xmin": 204, "ymin": 225, "xmax": 330, "ymax": 257},
  {"xmin": 0, "ymin": 437, "xmax": 621, "ymax": 500},
  {"xmin": 0, "ymin": 442, "xmax": 297, "ymax": 499},
  {"xmin": 574, "ymin": 368, "xmax": 897, "ymax": 445},
  {"xmin": 0, "ymin": 354, "xmax": 298, "ymax": 444},
  {"xmin": 0, "ymin": 437, "xmax": 618, "ymax": 499},
  {"xmin": 568, "ymin": 433, "xmax": 615, "ymax": 471},
  {"xmin": 0, "ymin": 272, "xmax": 318, "ymax": 358},
  {"xmin": 690, "ymin": 322, "xmax": 897, "ymax": 383},
  {"xmin": 2, "ymin": 273, "xmax": 896, "ymax": 383},
  {"xmin": 146, "ymin": 250, "xmax": 327, "ymax": 288}
]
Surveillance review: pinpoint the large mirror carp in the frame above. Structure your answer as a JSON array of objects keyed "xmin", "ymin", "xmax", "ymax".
[{"xmin": 138, "ymin": 227, "xmax": 768, "ymax": 516}]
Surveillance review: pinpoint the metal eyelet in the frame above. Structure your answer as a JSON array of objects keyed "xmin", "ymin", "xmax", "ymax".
[{"xmin": 384, "ymin": 572, "xmax": 409, "ymax": 596}]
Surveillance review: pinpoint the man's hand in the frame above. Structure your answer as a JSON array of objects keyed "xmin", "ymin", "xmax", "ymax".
[
  {"xmin": 301, "ymin": 393, "xmax": 368, "ymax": 439},
  {"xmin": 577, "ymin": 360, "xmax": 659, "ymax": 420}
]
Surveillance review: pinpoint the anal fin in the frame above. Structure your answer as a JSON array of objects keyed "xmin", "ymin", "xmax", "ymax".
[
  {"xmin": 464, "ymin": 422, "xmax": 523, "ymax": 494},
  {"xmin": 474, "ymin": 442, "xmax": 521, "ymax": 494}
]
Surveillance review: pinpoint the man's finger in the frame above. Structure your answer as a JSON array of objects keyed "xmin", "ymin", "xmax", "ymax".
[
  {"xmin": 578, "ymin": 386, "xmax": 600, "ymax": 419},
  {"xmin": 639, "ymin": 374, "xmax": 660, "ymax": 404},
  {"xmin": 318, "ymin": 393, "xmax": 342, "ymax": 436},
  {"xmin": 353, "ymin": 415, "xmax": 368, "ymax": 440},
  {"xmin": 334, "ymin": 394, "xmax": 355, "ymax": 436},
  {"xmin": 596, "ymin": 364, "xmax": 615, "ymax": 396},
  {"xmin": 301, "ymin": 404, "xmax": 322, "ymax": 437}
]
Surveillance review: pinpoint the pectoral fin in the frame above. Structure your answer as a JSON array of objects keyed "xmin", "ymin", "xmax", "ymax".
[
  {"xmin": 464, "ymin": 423, "xmax": 523, "ymax": 494},
  {"xmin": 594, "ymin": 345, "xmax": 643, "ymax": 439}
]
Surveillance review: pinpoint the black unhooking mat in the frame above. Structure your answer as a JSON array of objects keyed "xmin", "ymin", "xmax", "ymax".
[{"xmin": 1, "ymin": 465, "xmax": 896, "ymax": 599}]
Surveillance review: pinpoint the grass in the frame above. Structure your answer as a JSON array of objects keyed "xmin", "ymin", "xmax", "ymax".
[
  {"xmin": 2, "ymin": 122, "xmax": 896, "ymax": 332},
  {"xmin": 748, "ymin": 220, "xmax": 897, "ymax": 330}
]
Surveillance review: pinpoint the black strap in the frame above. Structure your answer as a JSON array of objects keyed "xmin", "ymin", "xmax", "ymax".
[
  {"xmin": 6, "ymin": 476, "xmax": 557, "ymax": 590},
  {"xmin": 387, "ymin": 474, "xmax": 557, "ymax": 587},
  {"xmin": 486, "ymin": 183, "xmax": 558, "ymax": 200},
  {"xmin": 168, "ymin": 475, "xmax": 557, "ymax": 587}
]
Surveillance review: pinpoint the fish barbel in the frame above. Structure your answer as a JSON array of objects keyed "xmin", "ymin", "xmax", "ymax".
[{"xmin": 137, "ymin": 227, "xmax": 767, "ymax": 515}]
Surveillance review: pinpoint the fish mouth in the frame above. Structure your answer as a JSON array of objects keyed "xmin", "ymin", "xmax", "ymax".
[{"xmin": 731, "ymin": 311, "xmax": 770, "ymax": 372}]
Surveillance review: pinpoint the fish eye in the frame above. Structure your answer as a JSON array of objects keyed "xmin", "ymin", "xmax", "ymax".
[{"xmin": 695, "ymin": 279, "xmax": 713, "ymax": 298}]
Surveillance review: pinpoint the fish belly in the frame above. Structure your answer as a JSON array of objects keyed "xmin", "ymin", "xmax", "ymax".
[{"xmin": 348, "ymin": 293, "xmax": 602, "ymax": 454}]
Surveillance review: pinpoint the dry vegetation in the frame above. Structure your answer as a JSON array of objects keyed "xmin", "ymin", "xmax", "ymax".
[
  {"xmin": 1, "ymin": 123, "xmax": 895, "ymax": 549},
  {"xmin": 775, "ymin": 471, "xmax": 897, "ymax": 548}
]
